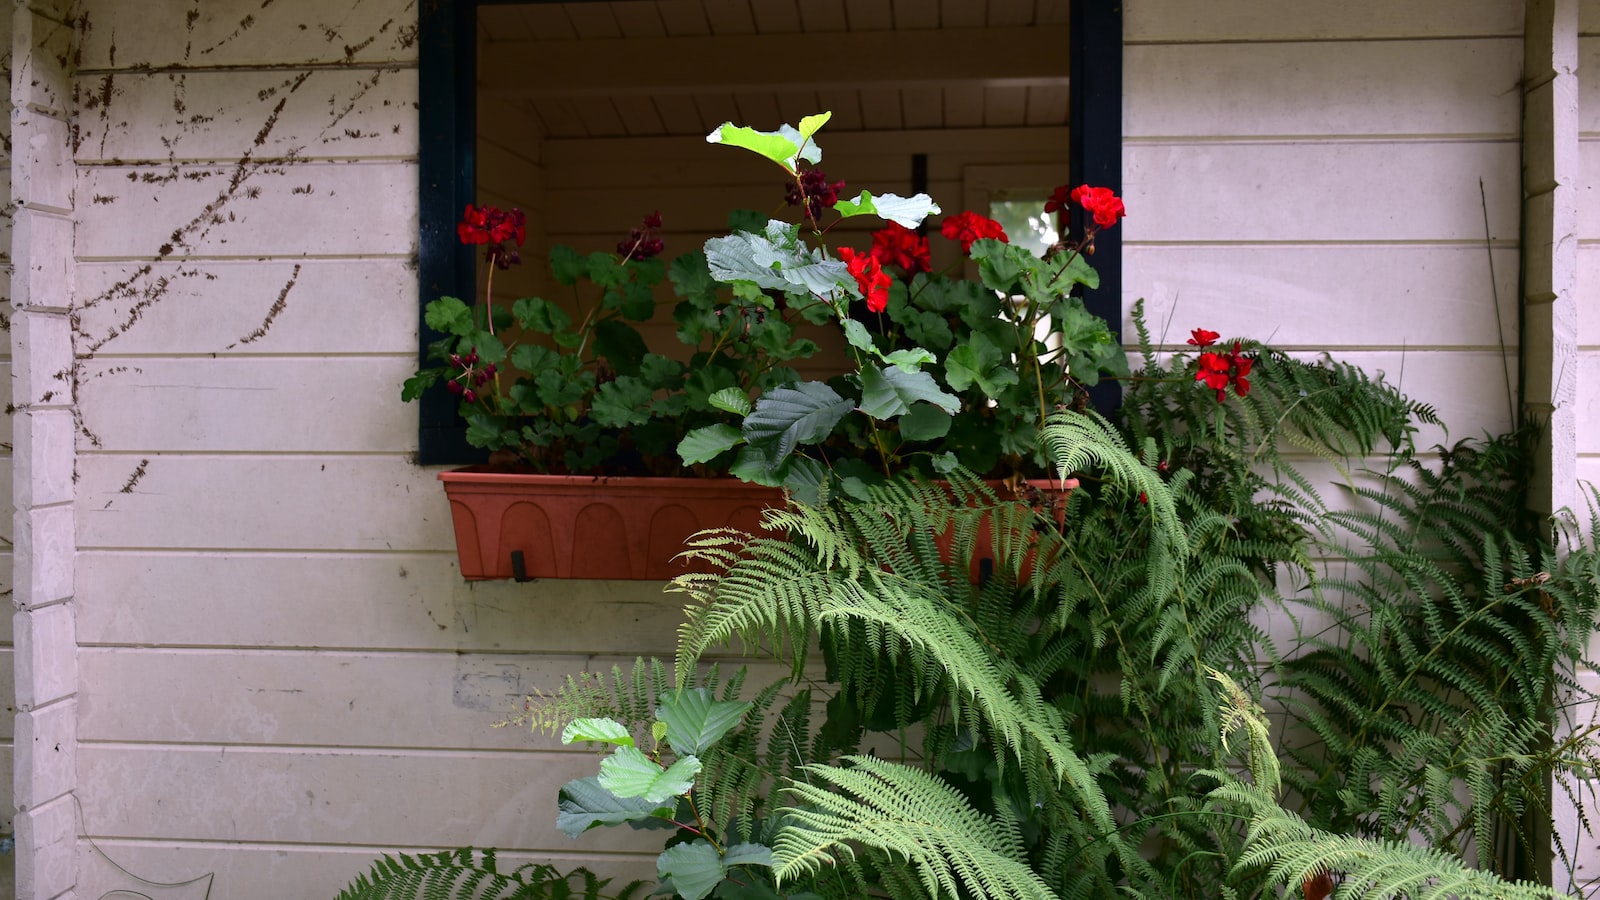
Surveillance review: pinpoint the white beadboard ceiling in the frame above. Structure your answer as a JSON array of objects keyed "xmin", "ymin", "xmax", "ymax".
[{"xmin": 478, "ymin": 0, "xmax": 1071, "ymax": 138}]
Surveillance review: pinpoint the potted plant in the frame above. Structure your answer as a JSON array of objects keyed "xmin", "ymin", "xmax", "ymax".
[{"xmin": 405, "ymin": 111, "xmax": 1129, "ymax": 580}]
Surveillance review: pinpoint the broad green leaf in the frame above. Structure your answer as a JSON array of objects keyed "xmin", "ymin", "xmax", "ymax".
[
  {"xmin": 657, "ymin": 840, "xmax": 724, "ymax": 900},
  {"xmin": 657, "ymin": 688, "xmax": 753, "ymax": 756},
  {"xmin": 729, "ymin": 445, "xmax": 788, "ymax": 486},
  {"xmin": 511, "ymin": 296, "xmax": 572, "ymax": 334},
  {"xmin": 883, "ymin": 348, "xmax": 935, "ymax": 372},
  {"xmin": 841, "ymin": 318, "xmax": 877, "ymax": 354},
  {"xmin": 705, "ymin": 122, "xmax": 821, "ymax": 171},
  {"xmin": 510, "ymin": 344, "xmax": 561, "ymax": 377},
  {"xmin": 423, "ymin": 296, "xmax": 474, "ymax": 335},
  {"xmin": 590, "ymin": 377, "xmax": 655, "ymax": 428},
  {"xmin": 704, "ymin": 223, "xmax": 851, "ymax": 299},
  {"xmin": 639, "ymin": 353, "xmax": 685, "ymax": 389},
  {"xmin": 560, "ymin": 717, "xmax": 635, "ymax": 748},
  {"xmin": 832, "ymin": 191, "xmax": 942, "ymax": 228},
  {"xmin": 930, "ymin": 451, "xmax": 960, "ymax": 474},
  {"xmin": 468, "ymin": 332, "xmax": 508, "ymax": 366},
  {"xmin": 679, "ymin": 424, "xmax": 745, "ymax": 466},
  {"xmin": 549, "ymin": 244, "xmax": 585, "ymax": 286},
  {"xmin": 670, "ymin": 252, "xmax": 719, "ymax": 305},
  {"xmin": 721, "ymin": 843, "xmax": 775, "ymax": 868},
  {"xmin": 795, "ymin": 111, "xmax": 831, "ymax": 146},
  {"xmin": 898, "ymin": 402, "xmax": 953, "ymax": 442},
  {"xmin": 593, "ymin": 320, "xmax": 649, "ymax": 376},
  {"xmin": 598, "ymin": 746, "xmax": 701, "ymax": 804},
  {"xmin": 859, "ymin": 366, "xmax": 960, "ymax": 420},
  {"xmin": 708, "ymin": 387, "xmax": 752, "ymax": 416},
  {"xmin": 556, "ymin": 776, "xmax": 675, "ymax": 838},
  {"xmin": 742, "ymin": 382, "xmax": 854, "ymax": 468},
  {"xmin": 782, "ymin": 456, "xmax": 831, "ymax": 507},
  {"xmin": 945, "ymin": 333, "xmax": 1020, "ymax": 398},
  {"xmin": 400, "ymin": 371, "xmax": 439, "ymax": 402}
]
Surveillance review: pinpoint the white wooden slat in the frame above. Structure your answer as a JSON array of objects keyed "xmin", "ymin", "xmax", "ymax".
[
  {"xmin": 893, "ymin": 0, "xmax": 939, "ymax": 29},
  {"xmin": 733, "ymin": 92, "xmax": 783, "ymax": 130},
  {"xmin": 773, "ymin": 90, "xmax": 825, "ymax": 126},
  {"xmin": 477, "ymin": 140, "xmax": 544, "ymax": 212},
  {"xmin": 843, "ymin": 0, "xmax": 895, "ymax": 31},
  {"xmin": 983, "ymin": 86, "xmax": 1027, "ymax": 127},
  {"xmin": 78, "ymin": 649, "xmax": 789, "ymax": 749},
  {"xmin": 478, "ymin": 6, "xmax": 534, "ymax": 41},
  {"xmin": 800, "ymin": 0, "xmax": 850, "ymax": 32},
  {"xmin": 1576, "ymin": 38, "xmax": 1600, "ymax": 134},
  {"xmin": 74, "ymin": 261, "xmax": 415, "ymax": 357},
  {"xmin": 76, "ymin": 842, "xmax": 652, "ymax": 900},
  {"xmin": 1578, "ymin": 141, "xmax": 1600, "ymax": 238},
  {"xmin": 1583, "ymin": 0, "xmax": 1600, "ymax": 35},
  {"xmin": 76, "ymin": 0, "xmax": 418, "ymax": 69},
  {"xmin": 657, "ymin": 0, "xmax": 714, "ymax": 35},
  {"xmin": 575, "ymin": 99, "xmax": 629, "ymax": 138},
  {"xmin": 611, "ymin": 2, "xmax": 669, "ymax": 38},
  {"xmin": 940, "ymin": 0, "xmax": 985, "ymax": 28},
  {"xmin": 518, "ymin": 4, "xmax": 578, "ymax": 40},
  {"xmin": 73, "ymin": 68, "xmax": 418, "ymax": 165},
  {"xmin": 693, "ymin": 93, "xmax": 743, "ymax": 130},
  {"xmin": 75, "ymin": 745, "xmax": 671, "ymax": 852},
  {"xmin": 1125, "ymin": 41, "xmax": 1520, "ymax": 140},
  {"xmin": 1124, "ymin": 141, "xmax": 1519, "ymax": 243},
  {"xmin": 531, "ymin": 98, "xmax": 587, "ymax": 139},
  {"xmin": 1576, "ymin": 246, "xmax": 1600, "ymax": 345},
  {"xmin": 73, "ymin": 551, "xmax": 690, "ymax": 652},
  {"xmin": 76, "ymin": 162, "xmax": 417, "ymax": 260},
  {"xmin": 651, "ymin": 94, "xmax": 706, "ymax": 134},
  {"xmin": 701, "ymin": 0, "xmax": 758, "ymax": 33},
  {"xmin": 480, "ymin": 96, "xmax": 547, "ymax": 151},
  {"xmin": 77, "ymin": 357, "xmax": 416, "ymax": 454},
  {"xmin": 1125, "ymin": 0, "xmax": 1521, "ymax": 43},
  {"xmin": 900, "ymin": 87, "xmax": 942, "ymax": 129},
  {"xmin": 1579, "ymin": 351, "xmax": 1600, "ymax": 454},
  {"xmin": 1127, "ymin": 245, "xmax": 1520, "ymax": 349},
  {"xmin": 816, "ymin": 89, "xmax": 864, "ymax": 130},
  {"xmin": 943, "ymin": 85, "xmax": 984, "ymax": 129},
  {"xmin": 76, "ymin": 456, "xmax": 453, "ymax": 553},
  {"xmin": 565, "ymin": 3, "xmax": 625, "ymax": 39},
  {"xmin": 1024, "ymin": 84, "xmax": 1069, "ymax": 126},
  {"xmin": 986, "ymin": 0, "xmax": 1032, "ymax": 26},
  {"xmin": 751, "ymin": 0, "xmax": 803, "ymax": 32},
  {"xmin": 612, "ymin": 95, "xmax": 668, "ymax": 136}
]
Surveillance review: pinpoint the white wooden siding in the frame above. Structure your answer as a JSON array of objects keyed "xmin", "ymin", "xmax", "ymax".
[
  {"xmin": 0, "ymin": 11, "xmax": 16, "ymax": 893},
  {"xmin": 1579, "ymin": 8, "xmax": 1600, "ymax": 496}
]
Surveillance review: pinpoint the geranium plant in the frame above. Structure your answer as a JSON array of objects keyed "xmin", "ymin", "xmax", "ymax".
[{"xmin": 405, "ymin": 111, "xmax": 1149, "ymax": 501}]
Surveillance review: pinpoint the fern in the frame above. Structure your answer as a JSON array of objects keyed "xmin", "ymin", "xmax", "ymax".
[{"xmin": 334, "ymin": 849, "xmax": 645, "ymax": 900}]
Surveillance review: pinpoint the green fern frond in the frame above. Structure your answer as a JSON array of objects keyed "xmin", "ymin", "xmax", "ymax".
[{"xmin": 335, "ymin": 849, "xmax": 646, "ymax": 900}]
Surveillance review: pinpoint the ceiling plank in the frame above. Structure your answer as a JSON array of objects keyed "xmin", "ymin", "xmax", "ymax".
[
  {"xmin": 816, "ymin": 89, "xmax": 865, "ymax": 130},
  {"xmin": 943, "ymin": 84, "xmax": 984, "ymax": 128},
  {"xmin": 702, "ymin": 0, "xmax": 758, "ymax": 33},
  {"xmin": 843, "ymin": 0, "xmax": 894, "ymax": 30},
  {"xmin": 652, "ymin": 94, "xmax": 706, "ymax": 133},
  {"xmin": 478, "ymin": 6, "xmax": 534, "ymax": 41},
  {"xmin": 799, "ymin": 0, "xmax": 849, "ymax": 32},
  {"xmin": 983, "ymin": 85, "xmax": 1027, "ymax": 127},
  {"xmin": 857, "ymin": 87, "xmax": 903, "ymax": 129},
  {"xmin": 988, "ymin": 0, "xmax": 1032, "ymax": 26},
  {"xmin": 902, "ymin": 86, "xmax": 944, "ymax": 129},
  {"xmin": 517, "ymin": 5, "xmax": 577, "ymax": 40},
  {"xmin": 892, "ymin": 0, "xmax": 939, "ymax": 29},
  {"xmin": 751, "ymin": 0, "xmax": 803, "ymax": 33},
  {"xmin": 656, "ymin": 0, "xmax": 713, "ymax": 35},
  {"xmin": 611, "ymin": 3, "xmax": 669, "ymax": 37},
  {"xmin": 484, "ymin": 26, "xmax": 1072, "ymax": 95},
  {"xmin": 1025, "ymin": 84, "xmax": 1069, "ymax": 126},
  {"xmin": 562, "ymin": 3, "xmax": 624, "ymax": 38},
  {"xmin": 612, "ymin": 94, "xmax": 668, "ymax": 135},
  {"xmin": 939, "ymin": 0, "xmax": 985, "ymax": 27}
]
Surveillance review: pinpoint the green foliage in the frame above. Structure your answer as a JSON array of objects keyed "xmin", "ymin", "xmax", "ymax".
[{"xmin": 334, "ymin": 849, "xmax": 645, "ymax": 900}]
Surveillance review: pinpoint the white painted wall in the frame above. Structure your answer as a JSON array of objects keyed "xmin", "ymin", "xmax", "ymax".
[{"xmin": 1, "ymin": 0, "xmax": 1582, "ymax": 896}]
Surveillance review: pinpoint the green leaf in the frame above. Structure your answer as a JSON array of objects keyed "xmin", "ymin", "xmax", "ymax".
[
  {"xmin": 945, "ymin": 333, "xmax": 1020, "ymax": 398},
  {"xmin": 593, "ymin": 320, "xmax": 649, "ymax": 376},
  {"xmin": 679, "ymin": 424, "xmax": 745, "ymax": 466},
  {"xmin": 657, "ymin": 840, "xmax": 725, "ymax": 900},
  {"xmin": 729, "ymin": 445, "xmax": 788, "ymax": 486},
  {"xmin": 511, "ymin": 296, "xmax": 572, "ymax": 334},
  {"xmin": 930, "ymin": 451, "xmax": 960, "ymax": 474},
  {"xmin": 657, "ymin": 688, "xmax": 753, "ymax": 756},
  {"xmin": 556, "ymin": 776, "xmax": 676, "ymax": 838},
  {"xmin": 708, "ymin": 387, "xmax": 752, "ymax": 416},
  {"xmin": 598, "ymin": 746, "xmax": 701, "ymax": 804},
  {"xmin": 704, "ymin": 223, "xmax": 851, "ymax": 299},
  {"xmin": 591, "ymin": 377, "xmax": 655, "ymax": 428},
  {"xmin": 859, "ymin": 366, "xmax": 960, "ymax": 420},
  {"xmin": 423, "ymin": 296, "xmax": 474, "ymax": 335},
  {"xmin": 706, "ymin": 121, "xmax": 823, "ymax": 171},
  {"xmin": 782, "ymin": 457, "xmax": 831, "ymax": 507},
  {"xmin": 549, "ymin": 245, "xmax": 585, "ymax": 286},
  {"xmin": 640, "ymin": 353, "xmax": 685, "ymax": 389},
  {"xmin": 721, "ymin": 844, "xmax": 775, "ymax": 868},
  {"xmin": 742, "ymin": 382, "xmax": 854, "ymax": 469},
  {"xmin": 510, "ymin": 344, "xmax": 561, "ymax": 377},
  {"xmin": 898, "ymin": 402, "xmax": 953, "ymax": 442},
  {"xmin": 469, "ymin": 333, "xmax": 507, "ymax": 366},
  {"xmin": 560, "ymin": 718, "xmax": 635, "ymax": 748},
  {"xmin": 832, "ymin": 190, "xmax": 942, "ymax": 229},
  {"xmin": 841, "ymin": 319, "xmax": 877, "ymax": 354},
  {"xmin": 607, "ymin": 279, "xmax": 657, "ymax": 321},
  {"xmin": 883, "ymin": 348, "xmax": 935, "ymax": 372},
  {"xmin": 401, "ymin": 370, "xmax": 439, "ymax": 402}
]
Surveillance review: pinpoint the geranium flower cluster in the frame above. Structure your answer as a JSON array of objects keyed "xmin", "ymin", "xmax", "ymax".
[
  {"xmin": 940, "ymin": 210, "xmax": 1009, "ymax": 253},
  {"xmin": 1047, "ymin": 184, "xmax": 1126, "ymax": 229},
  {"xmin": 458, "ymin": 203, "xmax": 527, "ymax": 270},
  {"xmin": 1189, "ymin": 329, "xmax": 1252, "ymax": 402},
  {"xmin": 870, "ymin": 223, "xmax": 932, "ymax": 275},
  {"xmin": 785, "ymin": 166, "xmax": 847, "ymax": 221},
  {"xmin": 618, "ymin": 211, "xmax": 665, "ymax": 260},
  {"xmin": 836, "ymin": 246, "xmax": 891, "ymax": 313},
  {"xmin": 445, "ymin": 349, "xmax": 496, "ymax": 404}
]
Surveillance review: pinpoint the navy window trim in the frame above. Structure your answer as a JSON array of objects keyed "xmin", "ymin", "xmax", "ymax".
[{"xmin": 416, "ymin": 0, "xmax": 1123, "ymax": 464}]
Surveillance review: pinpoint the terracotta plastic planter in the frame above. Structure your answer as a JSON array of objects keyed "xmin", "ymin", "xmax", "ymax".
[{"xmin": 438, "ymin": 468, "xmax": 785, "ymax": 580}]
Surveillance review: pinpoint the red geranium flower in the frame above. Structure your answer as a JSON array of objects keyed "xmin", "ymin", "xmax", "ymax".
[
  {"xmin": 618, "ymin": 211, "xmax": 665, "ymax": 260},
  {"xmin": 458, "ymin": 204, "xmax": 527, "ymax": 269},
  {"xmin": 940, "ymin": 211, "xmax": 1008, "ymax": 253},
  {"xmin": 837, "ymin": 246, "xmax": 891, "ymax": 314},
  {"xmin": 1187, "ymin": 328, "xmax": 1220, "ymax": 347},
  {"xmin": 1044, "ymin": 184, "xmax": 1071, "ymax": 215},
  {"xmin": 1195, "ymin": 341, "xmax": 1252, "ymax": 402},
  {"xmin": 869, "ymin": 223, "xmax": 931, "ymax": 275},
  {"xmin": 1069, "ymin": 185, "xmax": 1126, "ymax": 229}
]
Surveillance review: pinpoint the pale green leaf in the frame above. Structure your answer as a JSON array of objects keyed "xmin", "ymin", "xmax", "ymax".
[
  {"xmin": 556, "ymin": 776, "xmax": 674, "ymax": 838},
  {"xmin": 657, "ymin": 840, "xmax": 724, "ymax": 900},
  {"xmin": 708, "ymin": 387, "xmax": 753, "ymax": 416},
  {"xmin": 860, "ymin": 366, "xmax": 961, "ymax": 420},
  {"xmin": 657, "ymin": 688, "xmax": 753, "ymax": 756},
  {"xmin": 560, "ymin": 717, "xmax": 634, "ymax": 748},
  {"xmin": 598, "ymin": 746, "xmax": 701, "ymax": 804},
  {"xmin": 679, "ymin": 424, "xmax": 745, "ymax": 466}
]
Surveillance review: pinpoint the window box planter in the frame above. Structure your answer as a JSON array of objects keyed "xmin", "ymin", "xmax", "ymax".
[{"xmin": 438, "ymin": 468, "xmax": 785, "ymax": 581}]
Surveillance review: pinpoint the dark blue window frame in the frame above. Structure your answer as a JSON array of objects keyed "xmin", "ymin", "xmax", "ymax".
[{"xmin": 415, "ymin": 0, "xmax": 1122, "ymax": 464}]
